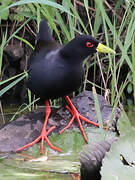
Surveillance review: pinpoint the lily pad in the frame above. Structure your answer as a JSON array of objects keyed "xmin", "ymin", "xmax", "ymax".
[
  {"xmin": 117, "ymin": 110, "xmax": 132, "ymax": 135},
  {"xmin": 0, "ymin": 162, "xmax": 72, "ymax": 180},
  {"xmin": 0, "ymin": 127, "xmax": 116, "ymax": 179},
  {"xmin": 101, "ymin": 128, "xmax": 135, "ymax": 180}
]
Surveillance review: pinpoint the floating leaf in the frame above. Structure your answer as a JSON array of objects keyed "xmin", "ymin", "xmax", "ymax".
[
  {"xmin": 0, "ymin": 128, "xmax": 117, "ymax": 179},
  {"xmin": 101, "ymin": 128, "xmax": 135, "ymax": 180}
]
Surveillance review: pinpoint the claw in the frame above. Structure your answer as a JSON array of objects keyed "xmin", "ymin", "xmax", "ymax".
[
  {"xmin": 60, "ymin": 96, "xmax": 104, "ymax": 142},
  {"xmin": 16, "ymin": 100, "xmax": 60, "ymax": 153}
]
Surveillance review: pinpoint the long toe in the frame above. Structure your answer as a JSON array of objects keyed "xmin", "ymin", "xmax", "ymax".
[
  {"xmin": 64, "ymin": 96, "xmax": 102, "ymax": 142},
  {"xmin": 16, "ymin": 136, "xmax": 42, "ymax": 152},
  {"xmin": 16, "ymin": 126, "xmax": 61, "ymax": 153}
]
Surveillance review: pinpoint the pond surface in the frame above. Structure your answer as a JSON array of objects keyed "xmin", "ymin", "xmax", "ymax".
[
  {"xmin": 0, "ymin": 152, "xmax": 76, "ymax": 180},
  {"xmin": 0, "ymin": 125, "xmax": 114, "ymax": 180},
  {"xmin": 0, "ymin": 108, "xmax": 134, "ymax": 179},
  {"xmin": 0, "ymin": 131, "xmax": 82, "ymax": 180}
]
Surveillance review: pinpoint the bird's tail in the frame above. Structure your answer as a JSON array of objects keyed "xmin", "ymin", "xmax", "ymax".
[{"xmin": 36, "ymin": 20, "xmax": 53, "ymax": 43}]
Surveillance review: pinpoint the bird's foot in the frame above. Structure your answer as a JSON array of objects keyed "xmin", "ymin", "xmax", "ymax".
[
  {"xmin": 16, "ymin": 125, "xmax": 61, "ymax": 153},
  {"xmin": 60, "ymin": 96, "xmax": 100, "ymax": 142},
  {"xmin": 16, "ymin": 100, "xmax": 61, "ymax": 153}
]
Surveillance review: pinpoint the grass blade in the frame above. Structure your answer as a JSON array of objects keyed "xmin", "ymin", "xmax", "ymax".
[
  {"xmin": 0, "ymin": 74, "xmax": 26, "ymax": 97},
  {"xmin": 4, "ymin": 0, "xmax": 73, "ymax": 16}
]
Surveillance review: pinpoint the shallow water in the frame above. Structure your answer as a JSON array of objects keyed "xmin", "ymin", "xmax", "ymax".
[{"xmin": 0, "ymin": 107, "xmax": 134, "ymax": 179}]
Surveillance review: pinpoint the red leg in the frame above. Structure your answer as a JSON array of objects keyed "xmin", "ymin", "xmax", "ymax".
[
  {"xmin": 16, "ymin": 100, "xmax": 61, "ymax": 153},
  {"xmin": 60, "ymin": 96, "xmax": 103, "ymax": 142}
]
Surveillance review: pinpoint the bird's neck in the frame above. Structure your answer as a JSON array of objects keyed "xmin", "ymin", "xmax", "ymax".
[{"xmin": 60, "ymin": 45, "xmax": 86, "ymax": 64}]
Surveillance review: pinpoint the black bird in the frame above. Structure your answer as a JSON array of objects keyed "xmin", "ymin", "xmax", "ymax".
[{"xmin": 16, "ymin": 20, "xmax": 115, "ymax": 153}]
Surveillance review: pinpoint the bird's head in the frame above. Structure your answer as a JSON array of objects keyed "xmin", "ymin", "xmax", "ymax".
[{"xmin": 61, "ymin": 34, "xmax": 115, "ymax": 62}]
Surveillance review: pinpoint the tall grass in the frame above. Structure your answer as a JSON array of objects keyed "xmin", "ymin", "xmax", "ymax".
[
  {"xmin": 0, "ymin": 0, "xmax": 135, "ymax": 124},
  {"xmin": 0, "ymin": 17, "xmax": 33, "ymax": 122},
  {"xmin": 0, "ymin": 28, "xmax": 7, "ymax": 75}
]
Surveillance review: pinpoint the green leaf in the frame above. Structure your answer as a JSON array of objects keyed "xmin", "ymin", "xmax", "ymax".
[
  {"xmin": 0, "ymin": 72, "xmax": 27, "ymax": 86},
  {"xmin": 117, "ymin": 110, "xmax": 132, "ymax": 135},
  {"xmin": 14, "ymin": 35, "xmax": 34, "ymax": 50},
  {"xmin": 101, "ymin": 128, "xmax": 135, "ymax": 180},
  {"xmin": 0, "ymin": 0, "xmax": 12, "ymax": 20},
  {"xmin": 0, "ymin": 74, "xmax": 26, "ymax": 97},
  {"xmin": 0, "ymin": 124, "xmax": 116, "ymax": 179},
  {"xmin": 5, "ymin": 0, "xmax": 73, "ymax": 16}
]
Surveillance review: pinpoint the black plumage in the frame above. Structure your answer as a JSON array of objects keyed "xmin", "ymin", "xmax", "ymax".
[
  {"xmin": 28, "ymin": 20, "xmax": 99, "ymax": 100},
  {"xmin": 16, "ymin": 20, "xmax": 115, "ymax": 153}
]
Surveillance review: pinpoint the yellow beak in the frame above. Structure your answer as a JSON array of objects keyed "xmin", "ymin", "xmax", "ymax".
[{"xmin": 96, "ymin": 43, "xmax": 115, "ymax": 54}]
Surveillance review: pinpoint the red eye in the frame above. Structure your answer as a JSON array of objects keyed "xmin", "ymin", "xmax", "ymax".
[{"xmin": 86, "ymin": 42, "xmax": 94, "ymax": 48}]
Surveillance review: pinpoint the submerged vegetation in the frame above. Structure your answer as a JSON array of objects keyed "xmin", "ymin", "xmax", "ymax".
[{"xmin": 0, "ymin": 0, "xmax": 135, "ymax": 124}]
